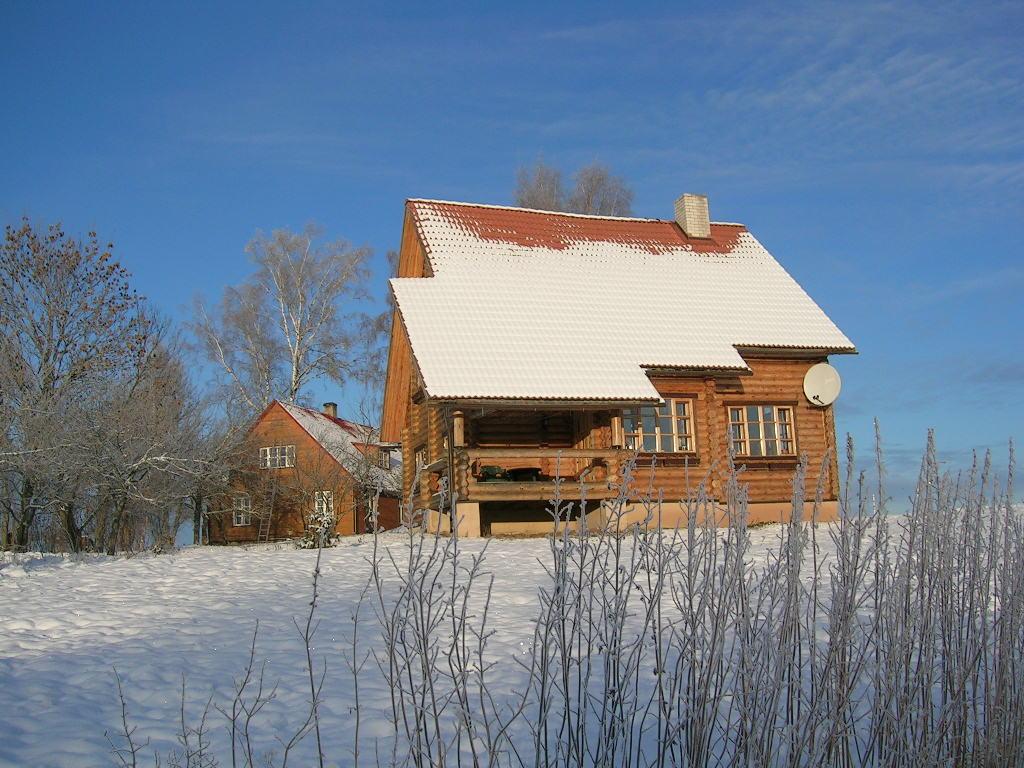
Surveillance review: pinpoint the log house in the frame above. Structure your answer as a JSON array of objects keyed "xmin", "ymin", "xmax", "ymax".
[{"xmin": 381, "ymin": 195, "xmax": 856, "ymax": 535}]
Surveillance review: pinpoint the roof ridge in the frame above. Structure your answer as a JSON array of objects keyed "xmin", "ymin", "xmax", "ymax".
[
  {"xmin": 408, "ymin": 198, "xmax": 745, "ymax": 227},
  {"xmin": 280, "ymin": 401, "xmax": 372, "ymax": 433}
]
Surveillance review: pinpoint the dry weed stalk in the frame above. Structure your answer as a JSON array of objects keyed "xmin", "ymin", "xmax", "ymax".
[{"xmin": 113, "ymin": 432, "xmax": 1022, "ymax": 766}]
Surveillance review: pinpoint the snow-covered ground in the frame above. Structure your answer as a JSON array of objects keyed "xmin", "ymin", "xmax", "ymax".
[
  {"xmin": 8, "ymin": 512, "xmax": 1020, "ymax": 768},
  {"xmin": 0, "ymin": 528, "xmax": 796, "ymax": 768}
]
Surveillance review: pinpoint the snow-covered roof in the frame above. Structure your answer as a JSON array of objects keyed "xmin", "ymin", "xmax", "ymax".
[
  {"xmin": 277, "ymin": 402, "xmax": 401, "ymax": 493},
  {"xmin": 391, "ymin": 200, "xmax": 856, "ymax": 402}
]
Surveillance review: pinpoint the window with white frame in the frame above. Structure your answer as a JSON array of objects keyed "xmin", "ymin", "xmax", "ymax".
[
  {"xmin": 622, "ymin": 399, "xmax": 696, "ymax": 453},
  {"xmin": 259, "ymin": 444, "xmax": 295, "ymax": 469},
  {"xmin": 377, "ymin": 448, "xmax": 390, "ymax": 469},
  {"xmin": 232, "ymin": 495, "xmax": 252, "ymax": 526},
  {"xmin": 729, "ymin": 405, "xmax": 796, "ymax": 457}
]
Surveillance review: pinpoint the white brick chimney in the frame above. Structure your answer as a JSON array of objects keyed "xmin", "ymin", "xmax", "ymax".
[
  {"xmin": 674, "ymin": 193, "xmax": 711, "ymax": 239},
  {"xmin": 322, "ymin": 402, "xmax": 337, "ymax": 418}
]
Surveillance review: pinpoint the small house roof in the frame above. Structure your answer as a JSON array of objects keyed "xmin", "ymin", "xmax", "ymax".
[
  {"xmin": 277, "ymin": 402, "xmax": 401, "ymax": 492},
  {"xmin": 391, "ymin": 199, "xmax": 856, "ymax": 402}
]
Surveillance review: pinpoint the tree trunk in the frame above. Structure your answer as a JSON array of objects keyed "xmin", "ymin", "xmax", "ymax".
[
  {"xmin": 61, "ymin": 502, "xmax": 82, "ymax": 553},
  {"xmin": 93, "ymin": 492, "xmax": 112, "ymax": 553},
  {"xmin": 107, "ymin": 494, "xmax": 128, "ymax": 556},
  {"xmin": 1, "ymin": 481, "xmax": 9, "ymax": 549},
  {"xmin": 13, "ymin": 477, "xmax": 36, "ymax": 551},
  {"xmin": 192, "ymin": 491, "xmax": 204, "ymax": 545},
  {"xmin": 14, "ymin": 511, "xmax": 36, "ymax": 551}
]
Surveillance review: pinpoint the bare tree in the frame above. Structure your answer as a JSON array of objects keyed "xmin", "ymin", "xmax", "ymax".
[
  {"xmin": 182, "ymin": 414, "xmax": 243, "ymax": 546},
  {"xmin": 566, "ymin": 163, "xmax": 634, "ymax": 216},
  {"xmin": 83, "ymin": 328, "xmax": 214, "ymax": 552},
  {"xmin": 514, "ymin": 161, "xmax": 634, "ymax": 216},
  {"xmin": 0, "ymin": 219, "xmax": 234, "ymax": 552},
  {"xmin": 515, "ymin": 163, "xmax": 564, "ymax": 211},
  {"xmin": 192, "ymin": 225, "xmax": 381, "ymax": 419},
  {"xmin": 0, "ymin": 219, "xmax": 153, "ymax": 550}
]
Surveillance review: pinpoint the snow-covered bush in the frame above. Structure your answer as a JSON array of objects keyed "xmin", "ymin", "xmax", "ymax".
[
  {"xmin": 109, "ymin": 430, "xmax": 1022, "ymax": 767},
  {"xmin": 296, "ymin": 507, "xmax": 340, "ymax": 549}
]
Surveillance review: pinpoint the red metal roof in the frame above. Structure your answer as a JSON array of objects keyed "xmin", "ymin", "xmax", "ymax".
[
  {"xmin": 286, "ymin": 402, "xmax": 367, "ymax": 436},
  {"xmin": 409, "ymin": 200, "xmax": 746, "ymax": 255}
]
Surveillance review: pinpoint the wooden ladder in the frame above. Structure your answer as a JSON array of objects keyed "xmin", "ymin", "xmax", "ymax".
[
  {"xmin": 257, "ymin": 513, "xmax": 272, "ymax": 544},
  {"xmin": 257, "ymin": 479, "xmax": 277, "ymax": 544}
]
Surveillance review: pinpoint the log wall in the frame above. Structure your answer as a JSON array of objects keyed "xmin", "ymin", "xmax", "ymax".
[
  {"xmin": 394, "ymin": 358, "xmax": 840, "ymax": 510},
  {"xmin": 381, "ymin": 206, "xmax": 431, "ymax": 443},
  {"xmin": 634, "ymin": 358, "xmax": 839, "ymax": 503}
]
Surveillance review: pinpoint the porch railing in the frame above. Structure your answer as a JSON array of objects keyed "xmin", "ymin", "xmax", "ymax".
[{"xmin": 449, "ymin": 447, "xmax": 631, "ymax": 503}]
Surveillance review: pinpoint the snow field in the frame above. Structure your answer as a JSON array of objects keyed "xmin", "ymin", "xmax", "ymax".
[
  {"xmin": 2, "ymin": 498, "xmax": 1021, "ymax": 768},
  {"xmin": 0, "ymin": 534, "xmax": 584, "ymax": 767}
]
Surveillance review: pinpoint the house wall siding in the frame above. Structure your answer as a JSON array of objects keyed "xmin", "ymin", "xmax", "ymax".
[{"xmin": 211, "ymin": 403, "xmax": 358, "ymax": 544}]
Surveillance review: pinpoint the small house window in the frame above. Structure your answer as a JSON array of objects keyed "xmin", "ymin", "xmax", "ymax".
[
  {"xmin": 378, "ymin": 449, "xmax": 390, "ymax": 469},
  {"xmin": 314, "ymin": 490, "xmax": 334, "ymax": 518},
  {"xmin": 232, "ymin": 495, "xmax": 252, "ymax": 526},
  {"xmin": 622, "ymin": 399, "xmax": 696, "ymax": 453},
  {"xmin": 729, "ymin": 405, "xmax": 796, "ymax": 457},
  {"xmin": 414, "ymin": 446, "xmax": 427, "ymax": 470},
  {"xmin": 260, "ymin": 445, "xmax": 295, "ymax": 469}
]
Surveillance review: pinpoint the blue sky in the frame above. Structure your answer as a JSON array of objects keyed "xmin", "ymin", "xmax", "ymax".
[{"xmin": 2, "ymin": 1, "xmax": 1021, "ymax": 504}]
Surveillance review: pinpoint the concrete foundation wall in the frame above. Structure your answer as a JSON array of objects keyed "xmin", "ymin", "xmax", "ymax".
[
  {"xmin": 424, "ymin": 499, "xmax": 839, "ymax": 537},
  {"xmin": 425, "ymin": 503, "xmax": 482, "ymax": 536},
  {"xmin": 607, "ymin": 500, "xmax": 839, "ymax": 530}
]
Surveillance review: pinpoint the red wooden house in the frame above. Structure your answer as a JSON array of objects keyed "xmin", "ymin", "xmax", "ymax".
[{"xmin": 209, "ymin": 400, "xmax": 402, "ymax": 544}]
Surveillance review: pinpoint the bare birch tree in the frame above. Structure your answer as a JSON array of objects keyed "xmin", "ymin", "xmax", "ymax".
[
  {"xmin": 192, "ymin": 225, "xmax": 381, "ymax": 419},
  {"xmin": 566, "ymin": 163, "xmax": 634, "ymax": 216},
  {"xmin": 515, "ymin": 162, "xmax": 564, "ymax": 211},
  {"xmin": 515, "ymin": 161, "xmax": 634, "ymax": 216}
]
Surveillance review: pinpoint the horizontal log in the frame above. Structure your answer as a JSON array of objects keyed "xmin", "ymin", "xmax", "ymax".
[
  {"xmin": 463, "ymin": 448, "xmax": 629, "ymax": 459},
  {"xmin": 466, "ymin": 480, "xmax": 617, "ymax": 501}
]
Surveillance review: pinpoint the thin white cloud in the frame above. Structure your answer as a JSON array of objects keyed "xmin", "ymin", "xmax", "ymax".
[
  {"xmin": 538, "ymin": 1, "xmax": 1024, "ymax": 193},
  {"xmin": 906, "ymin": 267, "xmax": 1024, "ymax": 305},
  {"xmin": 193, "ymin": 131, "xmax": 351, "ymax": 148},
  {"xmin": 935, "ymin": 161, "xmax": 1024, "ymax": 188}
]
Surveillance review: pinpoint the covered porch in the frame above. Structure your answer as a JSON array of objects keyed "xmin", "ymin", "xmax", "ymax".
[{"xmin": 416, "ymin": 405, "xmax": 635, "ymax": 534}]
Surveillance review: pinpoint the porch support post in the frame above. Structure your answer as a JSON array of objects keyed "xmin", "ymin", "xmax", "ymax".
[
  {"xmin": 610, "ymin": 413, "xmax": 623, "ymax": 447},
  {"xmin": 452, "ymin": 410, "xmax": 465, "ymax": 448}
]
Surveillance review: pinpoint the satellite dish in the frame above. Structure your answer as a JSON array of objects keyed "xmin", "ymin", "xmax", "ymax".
[{"xmin": 803, "ymin": 363, "xmax": 841, "ymax": 407}]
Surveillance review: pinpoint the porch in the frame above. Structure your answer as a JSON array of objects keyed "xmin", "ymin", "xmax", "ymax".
[
  {"xmin": 419, "ymin": 445, "xmax": 631, "ymax": 535},
  {"xmin": 452, "ymin": 446, "xmax": 629, "ymax": 503},
  {"xmin": 405, "ymin": 405, "xmax": 640, "ymax": 536}
]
